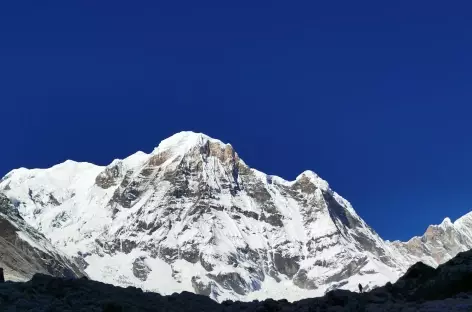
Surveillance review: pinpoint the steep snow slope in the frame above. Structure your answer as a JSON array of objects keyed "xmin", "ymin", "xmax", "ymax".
[
  {"xmin": 0, "ymin": 131, "xmax": 467, "ymax": 302},
  {"xmin": 0, "ymin": 193, "xmax": 86, "ymax": 281}
]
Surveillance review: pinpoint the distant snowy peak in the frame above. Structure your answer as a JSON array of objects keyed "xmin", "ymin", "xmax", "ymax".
[{"xmin": 389, "ymin": 213, "xmax": 472, "ymax": 268}]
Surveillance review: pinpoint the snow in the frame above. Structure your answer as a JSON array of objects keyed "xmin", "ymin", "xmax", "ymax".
[
  {"xmin": 151, "ymin": 131, "xmax": 227, "ymax": 158},
  {"xmin": 15, "ymin": 231, "xmax": 50, "ymax": 254},
  {"xmin": 0, "ymin": 208, "xmax": 56, "ymax": 256},
  {"xmin": 440, "ymin": 217, "xmax": 453, "ymax": 228},
  {"xmin": 85, "ymin": 251, "xmax": 200, "ymax": 295},
  {"xmin": 389, "ymin": 209, "xmax": 472, "ymax": 270},
  {"xmin": 1, "ymin": 131, "xmax": 470, "ymax": 303},
  {"xmin": 122, "ymin": 151, "xmax": 149, "ymax": 168},
  {"xmin": 296, "ymin": 170, "xmax": 330, "ymax": 192},
  {"xmin": 246, "ymin": 276, "xmax": 323, "ymax": 302}
]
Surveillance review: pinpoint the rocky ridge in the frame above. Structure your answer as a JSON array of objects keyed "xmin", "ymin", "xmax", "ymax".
[
  {"xmin": 390, "ymin": 212, "xmax": 472, "ymax": 268},
  {"xmin": 0, "ymin": 193, "xmax": 86, "ymax": 281}
]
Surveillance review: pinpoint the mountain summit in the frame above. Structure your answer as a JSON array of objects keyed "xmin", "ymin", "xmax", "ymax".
[{"xmin": 1, "ymin": 131, "xmax": 471, "ymax": 302}]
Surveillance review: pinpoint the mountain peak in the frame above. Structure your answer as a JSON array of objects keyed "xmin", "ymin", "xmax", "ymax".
[
  {"xmin": 440, "ymin": 217, "xmax": 453, "ymax": 228},
  {"xmin": 296, "ymin": 170, "xmax": 330, "ymax": 191},
  {"xmin": 151, "ymin": 131, "xmax": 227, "ymax": 155}
]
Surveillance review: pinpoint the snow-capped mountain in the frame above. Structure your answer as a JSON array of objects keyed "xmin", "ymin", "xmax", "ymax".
[
  {"xmin": 0, "ymin": 193, "xmax": 86, "ymax": 281},
  {"xmin": 389, "ymin": 213, "xmax": 472, "ymax": 268},
  {"xmin": 0, "ymin": 131, "xmax": 470, "ymax": 302}
]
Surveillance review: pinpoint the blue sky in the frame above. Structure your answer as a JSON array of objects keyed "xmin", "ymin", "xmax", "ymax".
[{"xmin": 1, "ymin": 1, "xmax": 471, "ymax": 241}]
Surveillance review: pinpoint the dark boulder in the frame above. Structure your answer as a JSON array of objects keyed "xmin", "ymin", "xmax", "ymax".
[{"xmin": 400, "ymin": 261, "xmax": 435, "ymax": 282}]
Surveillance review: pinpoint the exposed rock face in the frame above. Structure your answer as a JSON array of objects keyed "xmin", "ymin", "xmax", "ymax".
[
  {"xmin": 95, "ymin": 163, "xmax": 122, "ymax": 189},
  {"xmin": 2, "ymin": 250, "xmax": 472, "ymax": 311},
  {"xmin": 132, "ymin": 257, "xmax": 151, "ymax": 281},
  {"xmin": 0, "ymin": 131, "xmax": 470, "ymax": 302},
  {"xmin": 390, "ymin": 214, "xmax": 472, "ymax": 268},
  {"xmin": 0, "ymin": 193, "xmax": 86, "ymax": 281},
  {"xmin": 192, "ymin": 276, "xmax": 214, "ymax": 296}
]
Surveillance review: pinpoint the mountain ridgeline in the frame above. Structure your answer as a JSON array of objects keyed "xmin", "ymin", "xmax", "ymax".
[{"xmin": 1, "ymin": 131, "xmax": 471, "ymax": 302}]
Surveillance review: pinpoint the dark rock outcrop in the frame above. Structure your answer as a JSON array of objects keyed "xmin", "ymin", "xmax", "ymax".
[
  {"xmin": 0, "ymin": 193, "xmax": 86, "ymax": 281},
  {"xmin": 273, "ymin": 252, "xmax": 300, "ymax": 278},
  {"xmin": 96, "ymin": 163, "xmax": 123, "ymax": 189},
  {"xmin": 132, "ymin": 257, "xmax": 151, "ymax": 281}
]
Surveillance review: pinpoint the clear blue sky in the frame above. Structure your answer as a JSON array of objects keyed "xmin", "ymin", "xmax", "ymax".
[{"xmin": 1, "ymin": 1, "xmax": 471, "ymax": 241}]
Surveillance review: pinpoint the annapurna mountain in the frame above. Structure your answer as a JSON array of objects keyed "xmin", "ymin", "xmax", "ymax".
[{"xmin": 0, "ymin": 131, "xmax": 471, "ymax": 302}]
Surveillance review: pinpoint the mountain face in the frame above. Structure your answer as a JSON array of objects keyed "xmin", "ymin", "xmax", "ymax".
[
  {"xmin": 0, "ymin": 193, "xmax": 86, "ymax": 281},
  {"xmin": 0, "ymin": 131, "xmax": 470, "ymax": 302},
  {"xmin": 2, "ymin": 242, "xmax": 472, "ymax": 311}
]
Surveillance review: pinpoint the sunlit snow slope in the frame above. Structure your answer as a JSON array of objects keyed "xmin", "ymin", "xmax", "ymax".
[{"xmin": 1, "ymin": 131, "xmax": 470, "ymax": 302}]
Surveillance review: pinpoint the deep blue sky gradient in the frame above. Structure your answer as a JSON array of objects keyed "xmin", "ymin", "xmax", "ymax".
[{"xmin": 1, "ymin": 1, "xmax": 472, "ymax": 241}]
